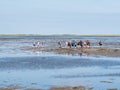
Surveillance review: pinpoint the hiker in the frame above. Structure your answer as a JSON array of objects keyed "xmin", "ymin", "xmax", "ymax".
[
  {"xmin": 71, "ymin": 40, "xmax": 77, "ymax": 48},
  {"xmin": 78, "ymin": 40, "xmax": 83, "ymax": 48},
  {"xmin": 99, "ymin": 41, "xmax": 102, "ymax": 46},
  {"xmin": 86, "ymin": 40, "xmax": 90, "ymax": 48},
  {"xmin": 83, "ymin": 40, "xmax": 90, "ymax": 48},
  {"xmin": 68, "ymin": 42, "xmax": 72, "ymax": 48},
  {"xmin": 58, "ymin": 41, "xmax": 62, "ymax": 48}
]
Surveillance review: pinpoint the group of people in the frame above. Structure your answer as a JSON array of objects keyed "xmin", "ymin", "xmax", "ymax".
[
  {"xmin": 33, "ymin": 41, "xmax": 45, "ymax": 48},
  {"xmin": 58, "ymin": 40, "xmax": 103, "ymax": 48},
  {"xmin": 66, "ymin": 40, "xmax": 90, "ymax": 48},
  {"xmin": 33, "ymin": 40, "xmax": 102, "ymax": 49},
  {"xmin": 58, "ymin": 40, "xmax": 91, "ymax": 48}
]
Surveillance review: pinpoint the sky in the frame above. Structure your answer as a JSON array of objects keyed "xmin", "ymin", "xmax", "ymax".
[{"xmin": 0, "ymin": 0, "xmax": 120, "ymax": 35}]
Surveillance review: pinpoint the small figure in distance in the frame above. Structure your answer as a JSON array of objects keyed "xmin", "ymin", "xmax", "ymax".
[
  {"xmin": 99, "ymin": 41, "xmax": 102, "ymax": 46},
  {"xmin": 33, "ymin": 42, "xmax": 36, "ymax": 47},
  {"xmin": 33, "ymin": 41, "xmax": 40, "ymax": 48},
  {"xmin": 85, "ymin": 40, "xmax": 90, "ymax": 48},
  {"xmin": 67, "ymin": 41, "xmax": 71, "ymax": 48},
  {"xmin": 79, "ymin": 40, "xmax": 83, "ymax": 48},
  {"xmin": 77, "ymin": 40, "xmax": 83, "ymax": 48},
  {"xmin": 71, "ymin": 40, "xmax": 77, "ymax": 48},
  {"xmin": 58, "ymin": 41, "xmax": 62, "ymax": 48}
]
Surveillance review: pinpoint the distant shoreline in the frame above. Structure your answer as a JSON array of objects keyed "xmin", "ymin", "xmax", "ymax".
[{"xmin": 0, "ymin": 34, "xmax": 120, "ymax": 37}]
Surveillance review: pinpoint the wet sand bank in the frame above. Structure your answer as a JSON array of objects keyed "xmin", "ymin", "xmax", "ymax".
[
  {"xmin": 47, "ymin": 47, "xmax": 120, "ymax": 57},
  {"xmin": 0, "ymin": 85, "xmax": 118, "ymax": 90},
  {"xmin": 21, "ymin": 46, "xmax": 120, "ymax": 58}
]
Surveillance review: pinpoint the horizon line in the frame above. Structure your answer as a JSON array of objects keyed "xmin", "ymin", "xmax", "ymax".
[{"xmin": 0, "ymin": 34, "xmax": 120, "ymax": 36}]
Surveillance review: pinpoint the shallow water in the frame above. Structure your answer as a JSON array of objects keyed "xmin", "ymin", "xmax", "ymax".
[
  {"xmin": 0, "ymin": 56, "xmax": 120, "ymax": 90},
  {"xmin": 0, "ymin": 36, "xmax": 120, "ymax": 90}
]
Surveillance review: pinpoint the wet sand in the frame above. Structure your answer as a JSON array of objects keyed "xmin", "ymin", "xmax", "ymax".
[
  {"xmin": 21, "ymin": 46, "xmax": 120, "ymax": 58},
  {"xmin": 0, "ymin": 86, "xmax": 85, "ymax": 90},
  {"xmin": 0, "ymin": 85, "xmax": 118, "ymax": 90},
  {"xmin": 48, "ymin": 47, "xmax": 120, "ymax": 57}
]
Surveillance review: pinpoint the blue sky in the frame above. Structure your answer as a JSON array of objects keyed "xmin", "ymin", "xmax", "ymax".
[{"xmin": 0, "ymin": 0, "xmax": 120, "ymax": 34}]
